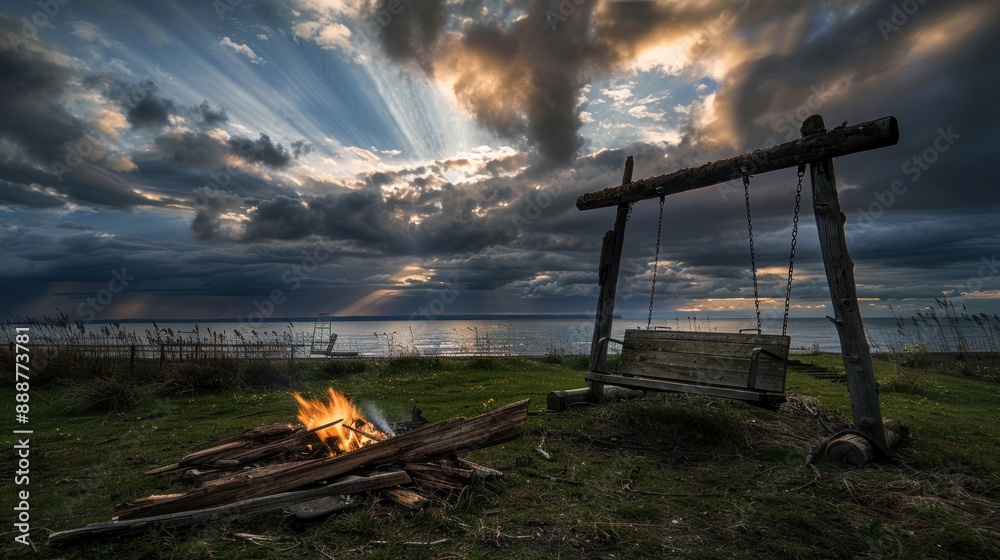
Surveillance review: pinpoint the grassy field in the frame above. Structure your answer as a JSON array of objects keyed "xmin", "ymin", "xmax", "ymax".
[{"xmin": 2, "ymin": 353, "xmax": 999, "ymax": 559}]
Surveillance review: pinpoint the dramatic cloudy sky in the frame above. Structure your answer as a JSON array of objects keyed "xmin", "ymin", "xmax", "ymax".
[{"xmin": 1, "ymin": 0, "xmax": 998, "ymax": 322}]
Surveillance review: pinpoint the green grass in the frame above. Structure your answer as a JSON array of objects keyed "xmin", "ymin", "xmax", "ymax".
[{"xmin": 2, "ymin": 354, "xmax": 999, "ymax": 559}]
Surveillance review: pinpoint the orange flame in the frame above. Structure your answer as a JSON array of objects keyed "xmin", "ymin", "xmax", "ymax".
[{"xmin": 292, "ymin": 388, "xmax": 386, "ymax": 454}]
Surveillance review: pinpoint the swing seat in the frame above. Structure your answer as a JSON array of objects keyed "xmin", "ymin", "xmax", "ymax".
[{"xmin": 586, "ymin": 329, "xmax": 790, "ymax": 409}]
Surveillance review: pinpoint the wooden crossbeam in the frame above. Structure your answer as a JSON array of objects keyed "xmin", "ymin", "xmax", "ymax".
[{"xmin": 576, "ymin": 116, "xmax": 898, "ymax": 210}]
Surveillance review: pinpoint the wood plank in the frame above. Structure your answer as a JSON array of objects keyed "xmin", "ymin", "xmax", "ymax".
[
  {"xmin": 622, "ymin": 332, "xmax": 789, "ymax": 359},
  {"xmin": 619, "ymin": 347, "xmax": 787, "ymax": 378},
  {"xmin": 622, "ymin": 339, "xmax": 789, "ymax": 361},
  {"xmin": 48, "ymin": 471, "xmax": 410, "ymax": 546},
  {"xmin": 586, "ymin": 372, "xmax": 785, "ymax": 403},
  {"xmin": 804, "ymin": 115, "xmax": 888, "ymax": 454},
  {"xmin": 576, "ymin": 116, "xmax": 899, "ymax": 210},
  {"xmin": 616, "ymin": 360, "xmax": 785, "ymax": 393},
  {"xmin": 624, "ymin": 329, "xmax": 790, "ymax": 347}
]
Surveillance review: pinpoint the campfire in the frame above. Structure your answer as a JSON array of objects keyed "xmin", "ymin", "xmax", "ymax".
[
  {"xmin": 49, "ymin": 390, "xmax": 530, "ymax": 546},
  {"xmin": 293, "ymin": 388, "xmax": 387, "ymax": 454}
]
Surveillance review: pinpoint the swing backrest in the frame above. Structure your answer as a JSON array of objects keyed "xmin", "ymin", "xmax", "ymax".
[{"xmin": 615, "ymin": 329, "xmax": 790, "ymax": 393}]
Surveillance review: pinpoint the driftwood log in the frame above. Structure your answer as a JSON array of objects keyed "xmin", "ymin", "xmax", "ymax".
[
  {"xmin": 827, "ymin": 419, "xmax": 908, "ymax": 466},
  {"xmin": 48, "ymin": 471, "xmax": 409, "ymax": 545},
  {"xmin": 547, "ymin": 386, "xmax": 647, "ymax": 411},
  {"xmin": 115, "ymin": 399, "xmax": 530, "ymax": 520}
]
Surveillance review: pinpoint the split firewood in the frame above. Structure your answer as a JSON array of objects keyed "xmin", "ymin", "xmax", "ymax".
[
  {"xmin": 287, "ymin": 495, "xmax": 356, "ymax": 520},
  {"xmin": 404, "ymin": 461, "xmax": 475, "ymax": 492},
  {"xmin": 381, "ymin": 488, "xmax": 428, "ymax": 510},
  {"xmin": 215, "ymin": 422, "xmax": 300, "ymax": 444},
  {"xmin": 456, "ymin": 458, "xmax": 504, "ymax": 480},
  {"xmin": 204, "ymin": 418, "xmax": 344, "ymax": 468},
  {"xmin": 48, "ymin": 471, "xmax": 410, "ymax": 546},
  {"xmin": 156, "ymin": 418, "xmax": 343, "ymax": 472}
]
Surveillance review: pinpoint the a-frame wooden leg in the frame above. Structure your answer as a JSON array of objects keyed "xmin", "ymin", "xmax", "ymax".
[
  {"xmin": 802, "ymin": 115, "xmax": 889, "ymax": 454},
  {"xmin": 588, "ymin": 157, "xmax": 633, "ymax": 402}
]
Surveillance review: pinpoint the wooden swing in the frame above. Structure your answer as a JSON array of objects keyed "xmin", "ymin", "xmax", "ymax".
[
  {"xmin": 586, "ymin": 165, "xmax": 803, "ymax": 409},
  {"xmin": 577, "ymin": 115, "xmax": 900, "ymax": 452}
]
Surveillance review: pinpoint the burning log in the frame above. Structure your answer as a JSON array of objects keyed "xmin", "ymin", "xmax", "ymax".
[
  {"xmin": 114, "ymin": 399, "xmax": 530, "ymax": 520},
  {"xmin": 195, "ymin": 418, "xmax": 344, "ymax": 468},
  {"xmin": 48, "ymin": 471, "xmax": 410, "ymax": 546},
  {"xmin": 341, "ymin": 422, "xmax": 387, "ymax": 443}
]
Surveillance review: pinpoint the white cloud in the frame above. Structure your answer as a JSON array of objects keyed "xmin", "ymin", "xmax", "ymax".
[
  {"xmin": 316, "ymin": 23, "xmax": 352, "ymax": 50},
  {"xmin": 104, "ymin": 154, "xmax": 138, "ymax": 172},
  {"xmin": 601, "ymin": 86, "xmax": 633, "ymax": 103},
  {"xmin": 292, "ymin": 21, "xmax": 322, "ymax": 40},
  {"xmin": 70, "ymin": 21, "xmax": 113, "ymax": 48},
  {"xmin": 218, "ymin": 37, "xmax": 264, "ymax": 64},
  {"xmin": 344, "ymin": 146, "xmax": 380, "ymax": 162},
  {"xmin": 295, "ymin": 21, "xmax": 352, "ymax": 51},
  {"xmin": 627, "ymin": 105, "xmax": 665, "ymax": 121},
  {"xmin": 89, "ymin": 108, "xmax": 128, "ymax": 140}
]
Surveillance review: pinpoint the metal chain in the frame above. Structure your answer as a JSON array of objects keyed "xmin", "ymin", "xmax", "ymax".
[
  {"xmin": 647, "ymin": 195, "xmax": 665, "ymax": 330},
  {"xmin": 782, "ymin": 165, "xmax": 806, "ymax": 336},
  {"xmin": 743, "ymin": 172, "xmax": 761, "ymax": 335}
]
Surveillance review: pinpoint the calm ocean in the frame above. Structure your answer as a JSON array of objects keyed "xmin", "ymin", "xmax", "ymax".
[{"xmin": 30, "ymin": 316, "xmax": 929, "ymax": 358}]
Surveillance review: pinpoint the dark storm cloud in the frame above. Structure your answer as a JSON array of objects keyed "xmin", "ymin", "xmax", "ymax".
[
  {"xmin": 0, "ymin": 30, "xmax": 84, "ymax": 163},
  {"xmin": 290, "ymin": 139, "xmax": 313, "ymax": 158},
  {"xmin": 368, "ymin": 0, "xmax": 445, "ymax": 74},
  {"xmin": 190, "ymin": 187, "xmax": 245, "ymax": 242},
  {"xmin": 151, "ymin": 129, "xmax": 233, "ymax": 168},
  {"xmin": 228, "ymin": 133, "xmax": 292, "ymax": 168},
  {"xmin": 124, "ymin": 80, "xmax": 175, "ymax": 128},
  {"xmin": 0, "ymin": 27, "xmax": 169, "ymax": 210},
  {"xmin": 359, "ymin": 0, "xmax": 601, "ymax": 164},
  {"xmin": 0, "ymin": 179, "xmax": 65, "ymax": 208},
  {"xmin": 198, "ymin": 100, "xmax": 229, "ymax": 125},
  {"xmin": 192, "ymin": 169, "xmax": 542, "ymax": 255},
  {"xmin": 363, "ymin": 1, "xmax": 764, "ymax": 166}
]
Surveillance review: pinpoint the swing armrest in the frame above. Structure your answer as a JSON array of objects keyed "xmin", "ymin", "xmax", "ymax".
[
  {"xmin": 747, "ymin": 347, "xmax": 784, "ymax": 390},
  {"xmin": 597, "ymin": 336, "xmax": 624, "ymax": 355}
]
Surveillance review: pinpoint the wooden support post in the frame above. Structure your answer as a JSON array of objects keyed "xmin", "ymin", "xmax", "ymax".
[
  {"xmin": 803, "ymin": 114, "xmax": 889, "ymax": 455},
  {"xmin": 588, "ymin": 156, "xmax": 633, "ymax": 401}
]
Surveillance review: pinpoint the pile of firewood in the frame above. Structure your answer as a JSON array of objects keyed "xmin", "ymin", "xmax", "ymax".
[{"xmin": 49, "ymin": 399, "xmax": 529, "ymax": 545}]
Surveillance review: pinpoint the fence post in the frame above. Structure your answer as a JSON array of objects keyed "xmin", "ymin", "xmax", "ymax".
[
  {"xmin": 129, "ymin": 345, "xmax": 136, "ymax": 373},
  {"xmin": 160, "ymin": 343, "xmax": 165, "ymax": 366}
]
